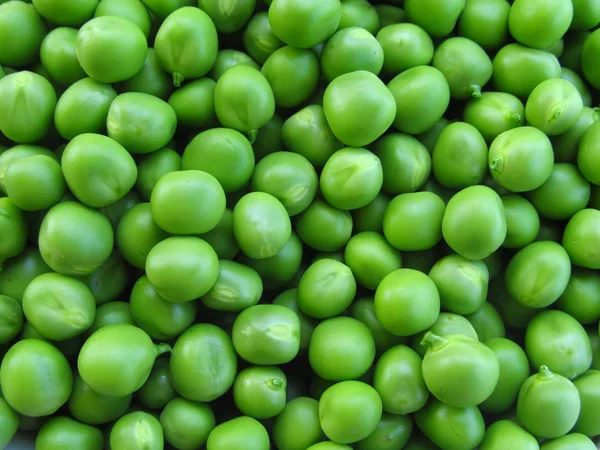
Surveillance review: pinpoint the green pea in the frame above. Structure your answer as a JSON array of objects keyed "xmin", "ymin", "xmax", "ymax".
[
  {"xmin": 351, "ymin": 297, "xmax": 405, "ymax": 354},
  {"xmin": 207, "ymin": 416, "xmax": 270, "ymax": 450},
  {"xmin": 94, "ymin": 0, "xmax": 151, "ymax": 37},
  {"xmin": 375, "ymin": 5, "xmax": 406, "ymax": 30},
  {"xmin": 463, "ymin": 91, "xmax": 525, "ymax": 143},
  {"xmin": 376, "ymin": 23, "xmax": 433, "ymax": 76},
  {"xmin": 411, "ymin": 312, "xmax": 478, "ymax": 358},
  {"xmin": 243, "ymin": 11, "xmax": 284, "ymax": 65},
  {"xmin": 132, "ymin": 358, "xmax": 174, "ymax": 411},
  {"xmin": 232, "ymin": 304, "xmax": 300, "ymax": 365},
  {"xmin": 0, "ymin": 397, "xmax": 18, "ymax": 449},
  {"xmin": 465, "ymin": 302, "xmax": 506, "ymax": 341},
  {"xmin": 387, "ymin": 66, "xmax": 450, "ymax": 135},
  {"xmin": 499, "ymin": 195, "xmax": 539, "ymax": 249},
  {"xmin": 553, "ymin": 108, "xmax": 598, "ymax": 164},
  {"xmin": 1, "ymin": 339, "xmax": 72, "ymax": 417},
  {"xmin": 489, "ymin": 126, "xmax": 554, "ymax": 192},
  {"xmin": 281, "ymin": 104, "xmax": 343, "ymax": 168},
  {"xmin": 336, "ymin": 0, "xmax": 378, "ymax": 32},
  {"xmin": 355, "ymin": 414, "xmax": 412, "ymax": 450},
  {"xmin": 572, "ymin": 370, "xmax": 600, "ymax": 437},
  {"xmin": 558, "ymin": 268, "xmax": 600, "ymax": 324},
  {"xmin": 117, "ymin": 49, "xmax": 173, "ymax": 101},
  {"xmin": 479, "ymin": 420, "xmax": 538, "ymax": 450},
  {"xmin": 198, "ymin": 0, "xmax": 255, "ymax": 34},
  {"xmin": 272, "ymin": 288, "xmax": 315, "ymax": 351},
  {"xmin": 86, "ymin": 302, "xmax": 134, "ymax": 337},
  {"xmin": 0, "ymin": 295, "xmax": 22, "ymax": 345},
  {"xmin": 296, "ymin": 200, "xmax": 352, "ymax": 251},
  {"xmin": 141, "ymin": 0, "xmax": 195, "ymax": 18},
  {"xmin": 135, "ymin": 148, "xmax": 180, "ymax": 200},
  {"xmin": 209, "ymin": 49, "xmax": 260, "ymax": 81},
  {"xmin": 0, "ymin": 1, "xmax": 46, "ymax": 67},
  {"xmin": 233, "ymin": 366, "xmax": 287, "ymax": 419},
  {"xmin": 526, "ymin": 79, "xmax": 584, "ymax": 136},
  {"xmin": 168, "ymin": 78, "xmax": 216, "ymax": 129},
  {"xmin": 415, "ymin": 398, "xmax": 485, "ymax": 450},
  {"xmin": 40, "ymin": 27, "xmax": 86, "ymax": 86},
  {"xmin": 273, "ymin": 397, "xmax": 322, "ymax": 450},
  {"xmin": 375, "ymin": 269, "xmax": 440, "ymax": 336},
  {"xmin": 307, "ymin": 443, "xmax": 352, "ymax": 450},
  {"xmin": 39, "ymin": 202, "xmax": 113, "ymax": 276},
  {"xmin": 404, "ymin": 0, "xmax": 466, "ymax": 38},
  {"xmin": 202, "ymin": 260, "xmax": 262, "ymax": 312},
  {"xmin": 0, "ymin": 146, "xmax": 56, "ymax": 195},
  {"xmin": 458, "ymin": 0, "xmax": 510, "ymax": 51},
  {"xmin": 36, "ymin": 416, "xmax": 103, "ymax": 450},
  {"xmin": 157, "ymin": 399, "xmax": 213, "ymax": 450},
  {"xmin": 32, "ymin": 0, "xmax": 98, "ymax": 26},
  {"xmin": 561, "ymin": 68, "xmax": 592, "ymax": 107},
  {"xmin": 0, "ymin": 198, "xmax": 27, "ymax": 264},
  {"xmin": 492, "ymin": 44, "xmax": 562, "ymax": 98},
  {"xmin": 154, "ymin": 7, "xmax": 218, "ymax": 87},
  {"xmin": 110, "ymin": 411, "xmax": 164, "ymax": 450},
  {"xmin": 517, "ymin": 366, "xmax": 581, "ymax": 439},
  {"xmin": 67, "ymin": 374, "xmax": 131, "ymax": 425},
  {"xmin": 509, "ymin": 0, "xmax": 573, "ymax": 50},
  {"xmin": 351, "ymin": 193, "xmax": 390, "ymax": 234},
  {"xmin": 578, "ymin": 120, "xmax": 600, "ymax": 185},
  {"xmin": 0, "ymin": 71, "xmax": 57, "ymax": 144},
  {"xmin": 170, "ymin": 324, "xmax": 237, "ymax": 402},
  {"xmin": 542, "ymin": 433, "xmax": 596, "ymax": 450},
  {"xmin": 572, "ymin": 0, "xmax": 600, "ymax": 30}
]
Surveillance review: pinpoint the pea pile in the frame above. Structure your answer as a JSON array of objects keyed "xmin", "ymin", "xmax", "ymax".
[{"xmin": 0, "ymin": 0, "xmax": 600, "ymax": 449}]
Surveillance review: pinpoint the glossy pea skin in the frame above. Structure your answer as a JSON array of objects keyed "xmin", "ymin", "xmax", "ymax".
[
  {"xmin": 573, "ymin": 370, "xmax": 600, "ymax": 437},
  {"xmin": 40, "ymin": 27, "xmax": 86, "ymax": 86},
  {"xmin": 0, "ymin": 71, "xmax": 57, "ymax": 144},
  {"xmin": 583, "ymin": 29, "xmax": 600, "ymax": 90},
  {"xmin": 251, "ymin": 151, "xmax": 317, "ymax": 216},
  {"xmin": 376, "ymin": 23, "xmax": 433, "ymax": 76},
  {"xmin": 136, "ymin": 148, "xmax": 181, "ymax": 201},
  {"xmin": 86, "ymin": 301, "xmax": 134, "ymax": 336},
  {"xmin": 465, "ymin": 302, "xmax": 506, "ymax": 341},
  {"xmin": 137, "ymin": 358, "xmax": 176, "ymax": 410},
  {"xmin": 206, "ymin": 416, "xmax": 270, "ymax": 450},
  {"xmin": 0, "ymin": 198, "xmax": 28, "ymax": 264},
  {"xmin": 501, "ymin": 195, "xmax": 540, "ymax": 249},
  {"xmin": 321, "ymin": 27, "xmax": 384, "ymax": 81},
  {"xmin": 0, "ymin": 1, "xmax": 47, "ymax": 67},
  {"xmin": 387, "ymin": 66, "xmax": 450, "ymax": 135},
  {"xmin": 463, "ymin": 91, "xmax": 525, "ymax": 143},
  {"xmin": 0, "ymin": 397, "xmax": 19, "ymax": 448},
  {"xmin": 517, "ymin": 366, "xmax": 581, "ymax": 439},
  {"xmin": 202, "ymin": 260, "xmax": 262, "ymax": 312},
  {"xmin": 168, "ymin": 78, "xmax": 216, "ymax": 128},
  {"xmin": 528, "ymin": 163, "xmax": 590, "ymax": 220},
  {"xmin": 67, "ymin": 375, "xmax": 131, "ymax": 426},
  {"xmin": 233, "ymin": 366, "xmax": 287, "ymax": 419},
  {"xmin": 0, "ymin": 145, "xmax": 58, "ymax": 195},
  {"xmin": 298, "ymin": 259, "xmax": 356, "ymax": 319},
  {"xmin": 479, "ymin": 420, "xmax": 539, "ymax": 450},
  {"xmin": 558, "ymin": 268, "xmax": 600, "ymax": 324},
  {"xmin": 232, "ymin": 304, "xmax": 300, "ymax": 365},
  {"xmin": 160, "ymin": 397, "xmax": 216, "ymax": 450},
  {"xmin": 506, "ymin": 241, "xmax": 572, "ymax": 308},
  {"xmin": 76, "ymin": 16, "xmax": 147, "ymax": 84},
  {"xmin": 307, "ymin": 443, "xmax": 352, "ymax": 450},
  {"xmin": 154, "ymin": 7, "xmax": 219, "ymax": 87},
  {"xmin": 273, "ymin": 397, "xmax": 322, "ymax": 450},
  {"xmin": 145, "ymin": 236, "xmax": 219, "ymax": 303},
  {"xmin": 210, "ymin": 49, "xmax": 260, "ymax": 81},
  {"xmin": 94, "ymin": 0, "xmax": 151, "ymax": 38},
  {"xmin": 578, "ymin": 120, "xmax": 600, "ymax": 185},
  {"xmin": 243, "ymin": 11, "xmax": 284, "ymax": 65},
  {"xmin": 526, "ymin": 310, "xmax": 592, "ymax": 380},
  {"xmin": 404, "ymin": 0, "xmax": 465, "ymax": 38},
  {"xmin": 432, "ymin": 122, "xmax": 488, "ymax": 188},
  {"xmin": 281, "ymin": 104, "xmax": 343, "ymax": 168},
  {"xmin": 110, "ymin": 411, "xmax": 164, "ymax": 450},
  {"xmin": 198, "ymin": 0, "xmax": 255, "ymax": 34},
  {"xmin": 107, "ymin": 92, "xmax": 177, "ymax": 154},
  {"xmin": 309, "ymin": 317, "xmax": 375, "ymax": 381},
  {"xmin": 411, "ymin": 313, "xmax": 479, "ymax": 358},
  {"xmin": 0, "ymin": 295, "xmax": 23, "ymax": 344},
  {"xmin": 509, "ymin": 0, "xmax": 573, "ymax": 50},
  {"xmin": 117, "ymin": 49, "xmax": 174, "ymax": 101},
  {"xmin": 373, "ymin": 345, "xmax": 429, "ymax": 414},
  {"xmin": 374, "ymin": 133, "xmax": 431, "ymax": 195},
  {"xmin": 542, "ymin": 433, "xmax": 596, "ymax": 450},
  {"xmin": 561, "ymin": 67, "xmax": 593, "ymax": 107},
  {"xmin": 415, "ymin": 399, "xmax": 485, "ymax": 450},
  {"xmin": 458, "ymin": 0, "xmax": 510, "ymax": 51},
  {"xmin": 355, "ymin": 412, "xmax": 412, "ymax": 450},
  {"xmin": 337, "ymin": 0, "xmax": 379, "ymax": 33},
  {"xmin": 267, "ymin": 0, "xmax": 342, "ymax": 49},
  {"xmin": 273, "ymin": 289, "xmax": 316, "ymax": 351},
  {"xmin": 553, "ymin": 106, "xmax": 598, "ymax": 163},
  {"xmin": 35, "ymin": 416, "xmax": 103, "ymax": 450},
  {"xmin": 141, "ymin": 0, "xmax": 195, "ymax": 18},
  {"xmin": 39, "ymin": 202, "xmax": 113, "ymax": 276},
  {"xmin": 488, "ymin": 126, "xmax": 554, "ymax": 193},
  {"xmin": 375, "ymin": 5, "xmax": 406, "ymax": 29},
  {"xmin": 170, "ymin": 323, "xmax": 237, "ymax": 402},
  {"xmin": 0, "ymin": 339, "xmax": 72, "ymax": 417},
  {"xmin": 492, "ymin": 44, "xmax": 562, "ymax": 98},
  {"xmin": 351, "ymin": 297, "xmax": 405, "ymax": 354},
  {"xmin": 62, "ymin": 134, "xmax": 137, "ymax": 208},
  {"xmin": 375, "ymin": 269, "xmax": 440, "ymax": 337}
]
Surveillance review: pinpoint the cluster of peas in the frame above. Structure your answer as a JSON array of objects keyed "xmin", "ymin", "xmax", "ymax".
[{"xmin": 1, "ymin": 0, "xmax": 600, "ymax": 449}]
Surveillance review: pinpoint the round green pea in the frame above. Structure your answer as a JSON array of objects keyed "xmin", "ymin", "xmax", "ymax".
[
  {"xmin": 32, "ymin": 0, "xmax": 98, "ymax": 26},
  {"xmin": 135, "ymin": 148, "xmax": 181, "ymax": 201},
  {"xmin": 541, "ymin": 433, "xmax": 597, "ymax": 450},
  {"xmin": 404, "ymin": 0, "xmax": 466, "ymax": 38},
  {"xmin": 297, "ymin": 200, "xmax": 352, "ymax": 252},
  {"xmin": 0, "ymin": 397, "xmax": 18, "ymax": 449},
  {"xmin": 463, "ymin": 91, "xmax": 525, "ymax": 143},
  {"xmin": 411, "ymin": 312, "xmax": 479, "ymax": 358},
  {"xmin": 376, "ymin": 23, "xmax": 433, "ymax": 76},
  {"xmin": 141, "ymin": 0, "xmax": 195, "ymax": 18},
  {"xmin": 86, "ymin": 301, "xmax": 134, "ymax": 336},
  {"xmin": 458, "ymin": 0, "xmax": 510, "ymax": 51},
  {"xmin": 577, "ymin": 120, "xmax": 600, "ymax": 185},
  {"xmin": 206, "ymin": 416, "xmax": 270, "ymax": 450},
  {"xmin": 202, "ymin": 260, "xmax": 262, "ymax": 312},
  {"xmin": 355, "ymin": 413, "xmax": 412, "ymax": 450},
  {"xmin": 337, "ymin": 0, "xmax": 378, "ymax": 33},
  {"xmin": 168, "ymin": 78, "xmax": 216, "ymax": 128},
  {"xmin": 0, "ymin": 197, "xmax": 27, "ymax": 264},
  {"xmin": 233, "ymin": 366, "xmax": 287, "ymax": 419},
  {"xmin": 243, "ymin": 11, "xmax": 284, "ymax": 65},
  {"xmin": 374, "ymin": 4, "xmax": 406, "ymax": 29},
  {"xmin": 67, "ymin": 375, "xmax": 131, "ymax": 425},
  {"xmin": 94, "ymin": 0, "xmax": 151, "ymax": 38},
  {"xmin": 117, "ymin": 49, "xmax": 173, "ymax": 101},
  {"xmin": 137, "ymin": 358, "xmax": 176, "ymax": 411},
  {"xmin": 273, "ymin": 397, "xmax": 322, "ymax": 450},
  {"xmin": 209, "ymin": 49, "xmax": 259, "ymax": 81},
  {"xmin": 40, "ymin": 27, "xmax": 86, "ymax": 86},
  {"xmin": 198, "ymin": 0, "xmax": 255, "ymax": 34},
  {"xmin": 558, "ymin": 268, "xmax": 600, "ymax": 325},
  {"xmin": 0, "ymin": 295, "xmax": 22, "ymax": 345},
  {"xmin": 553, "ymin": 106, "xmax": 598, "ymax": 163},
  {"xmin": 572, "ymin": 370, "xmax": 600, "ymax": 437},
  {"xmin": 501, "ymin": 194, "xmax": 540, "ymax": 249},
  {"xmin": 466, "ymin": 301, "xmax": 506, "ymax": 342},
  {"xmin": 509, "ymin": 0, "xmax": 573, "ymax": 50},
  {"xmin": 526, "ymin": 79, "xmax": 584, "ymax": 136},
  {"xmin": 35, "ymin": 416, "xmax": 103, "ymax": 450},
  {"xmin": 479, "ymin": 420, "xmax": 538, "ymax": 450},
  {"xmin": 0, "ymin": 1, "xmax": 47, "ymax": 67},
  {"xmin": 110, "ymin": 411, "xmax": 164, "ymax": 450},
  {"xmin": 160, "ymin": 397, "xmax": 215, "ymax": 450}
]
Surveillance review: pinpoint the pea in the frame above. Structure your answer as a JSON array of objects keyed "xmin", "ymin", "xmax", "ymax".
[
  {"xmin": 463, "ymin": 92, "xmax": 525, "ymax": 143},
  {"xmin": 415, "ymin": 398, "xmax": 485, "ymax": 450},
  {"xmin": 210, "ymin": 49, "xmax": 260, "ymax": 81},
  {"xmin": 94, "ymin": 0, "xmax": 152, "ymax": 38},
  {"xmin": 251, "ymin": 151, "xmax": 318, "ymax": 216},
  {"xmin": 465, "ymin": 302, "xmax": 506, "ymax": 341},
  {"xmin": 558, "ymin": 268, "xmax": 600, "ymax": 324},
  {"xmin": 110, "ymin": 411, "xmax": 164, "ymax": 450},
  {"xmin": 492, "ymin": 44, "xmax": 562, "ymax": 98},
  {"xmin": 281, "ymin": 104, "xmax": 343, "ymax": 168},
  {"xmin": 86, "ymin": 302, "xmax": 134, "ymax": 336},
  {"xmin": 501, "ymin": 195, "xmax": 540, "ymax": 249},
  {"xmin": 336, "ymin": 0, "xmax": 377, "ymax": 32},
  {"xmin": 168, "ymin": 78, "xmax": 216, "ymax": 129},
  {"xmin": 542, "ymin": 433, "xmax": 597, "ymax": 450},
  {"xmin": 458, "ymin": 0, "xmax": 510, "ymax": 51},
  {"xmin": 117, "ymin": 49, "xmax": 174, "ymax": 101},
  {"xmin": 526, "ymin": 79, "xmax": 584, "ymax": 136},
  {"xmin": 356, "ymin": 415, "xmax": 413, "ymax": 450},
  {"xmin": 0, "ymin": 339, "xmax": 72, "ymax": 417},
  {"xmin": 404, "ymin": 0, "xmax": 466, "ymax": 38},
  {"xmin": 376, "ymin": 23, "xmax": 433, "ymax": 76},
  {"xmin": 0, "ymin": 295, "xmax": 22, "ymax": 345},
  {"xmin": 67, "ymin": 375, "xmax": 132, "ymax": 425},
  {"xmin": 0, "ymin": 397, "xmax": 18, "ymax": 449},
  {"xmin": 267, "ymin": 0, "xmax": 341, "ymax": 49},
  {"xmin": 273, "ymin": 397, "xmax": 322, "ymax": 450},
  {"xmin": 207, "ymin": 416, "xmax": 270, "ymax": 450},
  {"xmin": 350, "ymin": 298, "xmax": 405, "ymax": 354},
  {"xmin": 233, "ymin": 366, "xmax": 286, "ymax": 419},
  {"xmin": 307, "ymin": 443, "xmax": 352, "ymax": 450},
  {"xmin": 40, "ymin": 27, "xmax": 86, "ymax": 86},
  {"xmin": 0, "ymin": 71, "xmax": 57, "ymax": 144},
  {"xmin": 35, "ymin": 416, "xmax": 103, "ymax": 450},
  {"xmin": 578, "ymin": 120, "xmax": 600, "ymax": 185},
  {"xmin": 135, "ymin": 149, "xmax": 180, "ymax": 200},
  {"xmin": 135, "ymin": 358, "xmax": 175, "ymax": 411},
  {"xmin": 517, "ymin": 366, "xmax": 581, "ymax": 439},
  {"xmin": 198, "ymin": 0, "xmax": 255, "ymax": 34},
  {"xmin": 0, "ymin": 1, "xmax": 47, "ymax": 67},
  {"xmin": 0, "ymin": 145, "xmax": 57, "ymax": 195},
  {"xmin": 39, "ymin": 202, "xmax": 113, "ymax": 276},
  {"xmin": 141, "ymin": 0, "xmax": 195, "ymax": 18},
  {"xmin": 0, "ymin": 198, "xmax": 27, "ymax": 264},
  {"xmin": 562, "ymin": 30, "xmax": 590, "ymax": 72},
  {"xmin": 160, "ymin": 397, "xmax": 215, "ymax": 450},
  {"xmin": 509, "ymin": 0, "xmax": 573, "ymax": 50},
  {"xmin": 562, "ymin": 68, "xmax": 593, "ymax": 107},
  {"xmin": 387, "ymin": 66, "xmax": 450, "ymax": 135},
  {"xmin": 154, "ymin": 7, "xmax": 218, "ymax": 87},
  {"xmin": 243, "ymin": 11, "xmax": 284, "ymax": 65},
  {"xmin": 202, "ymin": 260, "xmax": 262, "ymax": 312},
  {"xmin": 32, "ymin": 0, "xmax": 98, "ymax": 26},
  {"xmin": 411, "ymin": 313, "xmax": 479, "ymax": 358},
  {"xmin": 554, "ymin": 110, "xmax": 598, "ymax": 165},
  {"xmin": 375, "ymin": 5, "xmax": 406, "ymax": 30},
  {"xmin": 479, "ymin": 420, "xmax": 539, "ymax": 450}
]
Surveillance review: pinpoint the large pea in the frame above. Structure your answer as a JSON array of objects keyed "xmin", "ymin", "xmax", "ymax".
[
  {"xmin": 35, "ymin": 416, "xmax": 103, "ymax": 450},
  {"xmin": 553, "ymin": 106, "xmax": 598, "ymax": 163},
  {"xmin": 117, "ymin": 49, "xmax": 173, "ymax": 101},
  {"xmin": 458, "ymin": 0, "xmax": 510, "ymax": 51},
  {"xmin": 502, "ymin": 194, "xmax": 540, "ymax": 248},
  {"xmin": 207, "ymin": 416, "xmax": 270, "ymax": 450},
  {"xmin": 479, "ymin": 420, "xmax": 538, "ymax": 450},
  {"xmin": 463, "ymin": 91, "xmax": 525, "ymax": 142},
  {"xmin": 40, "ymin": 27, "xmax": 86, "ymax": 86},
  {"xmin": 509, "ymin": 0, "xmax": 573, "ymax": 49},
  {"xmin": 94, "ymin": 0, "xmax": 152, "ymax": 38},
  {"xmin": 577, "ymin": 119, "xmax": 600, "ymax": 185},
  {"xmin": 202, "ymin": 260, "xmax": 263, "ymax": 312},
  {"xmin": 563, "ymin": 209, "xmax": 600, "ymax": 269},
  {"xmin": 110, "ymin": 411, "xmax": 164, "ymax": 450},
  {"xmin": 0, "ymin": 1, "xmax": 47, "ymax": 67},
  {"xmin": 376, "ymin": 23, "xmax": 433, "ymax": 76},
  {"xmin": 67, "ymin": 375, "xmax": 131, "ymax": 426},
  {"xmin": 404, "ymin": 0, "xmax": 466, "ymax": 38},
  {"xmin": 168, "ymin": 78, "xmax": 217, "ymax": 128}
]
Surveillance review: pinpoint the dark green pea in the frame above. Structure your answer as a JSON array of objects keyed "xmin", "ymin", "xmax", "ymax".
[
  {"xmin": 387, "ymin": 66, "xmax": 450, "ymax": 135},
  {"xmin": 296, "ymin": 199, "xmax": 352, "ymax": 252},
  {"xmin": 578, "ymin": 119, "xmax": 600, "ymax": 186},
  {"xmin": 86, "ymin": 302, "xmax": 134, "ymax": 337},
  {"xmin": 355, "ymin": 413, "xmax": 412, "ymax": 450},
  {"xmin": 526, "ymin": 79, "xmax": 584, "ymax": 136},
  {"xmin": 0, "ymin": 397, "xmax": 18, "ymax": 448},
  {"xmin": 479, "ymin": 420, "xmax": 538, "ymax": 450},
  {"xmin": 588, "ymin": 329, "xmax": 600, "ymax": 371},
  {"xmin": 110, "ymin": 411, "xmax": 163, "ymax": 450},
  {"xmin": 433, "ymin": 37, "xmax": 493, "ymax": 99},
  {"xmin": 558, "ymin": 268, "xmax": 600, "ymax": 325},
  {"xmin": 417, "ymin": 118, "xmax": 451, "ymax": 153},
  {"xmin": 528, "ymin": 163, "xmax": 591, "ymax": 220},
  {"xmin": 337, "ymin": 0, "xmax": 379, "ymax": 33},
  {"xmin": 160, "ymin": 397, "xmax": 215, "ymax": 450},
  {"xmin": 198, "ymin": 0, "xmax": 255, "ymax": 34},
  {"xmin": 404, "ymin": 0, "xmax": 466, "ymax": 38},
  {"xmin": 141, "ymin": 0, "xmax": 195, "ymax": 18},
  {"xmin": 40, "ymin": 27, "xmax": 86, "ymax": 86},
  {"xmin": 562, "ymin": 67, "xmax": 593, "ymax": 107},
  {"xmin": 135, "ymin": 148, "xmax": 181, "ymax": 201},
  {"xmin": 508, "ymin": 0, "xmax": 573, "ymax": 50},
  {"xmin": 273, "ymin": 397, "xmax": 322, "ymax": 450},
  {"xmin": 458, "ymin": 0, "xmax": 510, "ymax": 51},
  {"xmin": 35, "ymin": 416, "xmax": 103, "ymax": 450},
  {"xmin": 517, "ymin": 366, "xmax": 581, "ymax": 439},
  {"xmin": 253, "ymin": 114, "xmax": 284, "ymax": 161},
  {"xmin": 209, "ymin": 49, "xmax": 259, "ymax": 81},
  {"xmin": 32, "ymin": 0, "xmax": 98, "ymax": 26},
  {"xmin": 561, "ymin": 31, "xmax": 590, "ymax": 73},
  {"xmin": 202, "ymin": 260, "xmax": 262, "ymax": 312},
  {"xmin": 465, "ymin": 302, "xmax": 506, "ymax": 341},
  {"xmin": 77, "ymin": 249, "xmax": 128, "ymax": 306},
  {"xmin": 572, "ymin": 0, "xmax": 600, "ymax": 30},
  {"xmin": 376, "ymin": 23, "xmax": 433, "ymax": 76},
  {"xmin": 0, "ymin": 198, "xmax": 27, "ymax": 264},
  {"xmin": 117, "ymin": 49, "xmax": 173, "ymax": 101},
  {"xmin": 553, "ymin": 107, "xmax": 599, "ymax": 163},
  {"xmin": 67, "ymin": 375, "xmax": 131, "ymax": 426},
  {"xmin": 411, "ymin": 313, "xmax": 479, "ymax": 358},
  {"xmin": 0, "ymin": 295, "xmax": 22, "ymax": 345},
  {"xmin": 488, "ymin": 273, "xmax": 538, "ymax": 329},
  {"xmin": 94, "ymin": 0, "xmax": 151, "ymax": 38},
  {"xmin": 492, "ymin": 44, "xmax": 562, "ymax": 98},
  {"xmin": 535, "ymin": 218, "xmax": 565, "ymax": 243},
  {"xmin": 573, "ymin": 369, "xmax": 600, "ymax": 437},
  {"xmin": 207, "ymin": 416, "xmax": 270, "ymax": 450},
  {"xmin": 351, "ymin": 193, "xmax": 390, "ymax": 234},
  {"xmin": 0, "ymin": 71, "xmax": 56, "ymax": 144},
  {"xmin": 351, "ymin": 297, "xmax": 406, "ymax": 354},
  {"xmin": 415, "ymin": 399, "xmax": 485, "ymax": 450},
  {"xmin": 374, "ymin": 5, "xmax": 406, "ymax": 30},
  {"xmin": 273, "ymin": 288, "xmax": 316, "ymax": 350},
  {"xmin": 199, "ymin": 208, "xmax": 239, "ymax": 261},
  {"xmin": 502, "ymin": 195, "xmax": 540, "ymax": 249},
  {"xmin": 281, "ymin": 104, "xmax": 343, "ymax": 168},
  {"xmin": 168, "ymin": 78, "xmax": 217, "ymax": 129},
  {"xmin": 137, "ymin": 358, "xmax": 176, "ymax": 411},
  {"xmin": 463, "ymin": 91, "xmax": 525, "ymax": 143},
  {"xmin": 99, "ymin": 187, "xmax": 141, "ymax": 232},
  {"xmin": 233, "ymin": 366, "xmax": 287, "ymax": 419},
  {"xmin": 243, "ymin": 11, "xmax": 284, "ymax": 65},
  {"xmin": 0, "ymin": 1, "xmax": 46, "ymax": 67}
]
